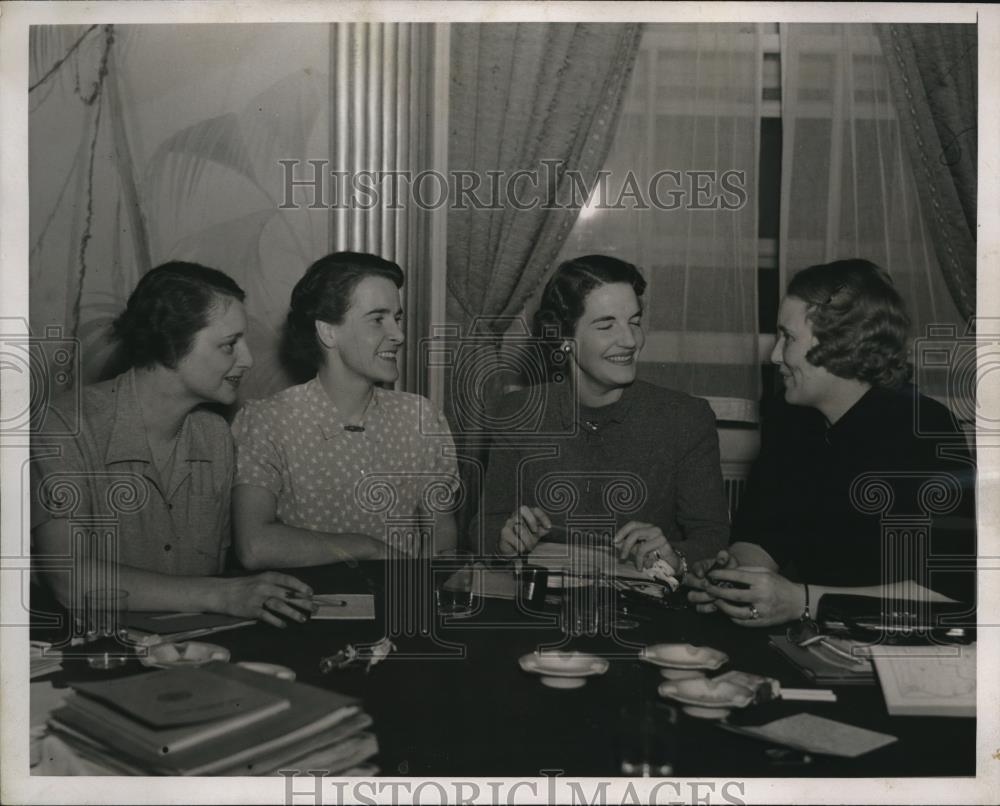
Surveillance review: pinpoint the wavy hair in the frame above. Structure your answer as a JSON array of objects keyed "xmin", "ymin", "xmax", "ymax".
[
  {"xmin": 110, "ymin": 262, "xmax": 245, "ymax": 370},
  {"xmin": 787, "ymin": 258, "xmax": 912, "ymax": 388},
  {"xmin": 533, "ymin": 255, "xmax": 646, "ymax": 376},
  {"xmin": 281, "ymin": 251, "xmax": 404, "ymax": 378}
]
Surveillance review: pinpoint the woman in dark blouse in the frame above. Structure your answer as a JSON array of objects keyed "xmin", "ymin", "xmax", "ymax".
[
  {"xmin": 474, "ymin": 255, "xmax": 730, "ymax": 573},
  {"xmin": 689, "ymin": 259, "xmax": 975, "ymax": 626}
]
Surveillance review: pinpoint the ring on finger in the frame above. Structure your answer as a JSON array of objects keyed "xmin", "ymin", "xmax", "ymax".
[{"xmin": 748, "ymin": 604, "xmax": 760, "ymax": 620}]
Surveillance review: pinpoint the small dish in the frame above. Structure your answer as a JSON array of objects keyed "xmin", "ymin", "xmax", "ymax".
[
  {"xmin": 139, "ymin": 641, "xmax": 230, "ymax": 668},
  {"xmin": 657, "ymin": 677, "xmax": 755, "ymax": 709},
  {"xmin": 640, "ymin": 643, "xmax": 728, "ymax": 671},
  {"xmin": 540, "ymin": 676, "xmax": 587, "ymax": 689},
  {"xmin": 237, "ymin": 661, "xmax": 296, "ymax": 681},
  {"xmin": 519, "ymin": 651, "xmax": 609, "ymax": 678},
  {"xmin": 660, "ymin": 668, "xmax": 706, "ymax": 681}
]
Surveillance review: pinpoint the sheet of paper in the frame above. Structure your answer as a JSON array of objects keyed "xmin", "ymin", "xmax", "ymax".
[
  {"xmin": 872, "ymin": 644, "xmax": 975, "ymax": 717},
  {"xmin": 471, "ymin": 565, "xmax": 517, "ymax": 600},
  {"xmin": 722, "ymin": 713, "xmax": 897, "ymax": 758},
  {"xmin": 312, "ymin": 593, "xmax": 376, "ymax": 620},
  {"xmin": 528, "ymin": 541, "xmax": 649, "ymax": 581}
]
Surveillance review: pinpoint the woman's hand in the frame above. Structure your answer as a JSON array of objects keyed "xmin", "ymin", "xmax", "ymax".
[
  {"xmin": 686, "ymin": 549, "xmax": 737, "ymax": 612},
  {"xmin": 216, "ymin": 571, "xmax": 317, "ymax": 628},
  {"xmin": 701, "ymin": 567, "xmax": 805, "ymax": 628},
  {"xmin": 498, "ymin": 506, "xmax": 552, "ymax": 556},
  {"xmin": 612, "ymin": 521, "xmax": 677, "ymax": 572}
]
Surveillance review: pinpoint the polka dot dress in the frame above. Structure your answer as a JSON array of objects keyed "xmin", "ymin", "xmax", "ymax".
[{"xmin": 233, "ymin": 379, "xmax": 458, "ymax": 543}]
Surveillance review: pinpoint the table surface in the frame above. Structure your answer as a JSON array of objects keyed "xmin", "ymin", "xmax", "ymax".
[{"xmin": 34, "ymin": 561, "xmax": 976, "ymax": 778}]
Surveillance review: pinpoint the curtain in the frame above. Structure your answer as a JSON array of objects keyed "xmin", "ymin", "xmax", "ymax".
[
  {"xmin": 445, "ymin": 23, "xmax": 642, "ymax": 538},
  {"xmin": 553, "ymin": 24, "xmax": 762, "ymax": 423},
  {"xmin": 780, "ymin": 24, "xmax": 967, "ymax": 401},
  {"xmin": 29, "ymin": 24, "xmax": 335, "ymax": 402},
  {"xmin": 875, "ymin": 23, "xmax": 976, "ymax": 321},
  {"xmin": 447, "ymin": 23, "xmax": 643, "ymax": 334}
]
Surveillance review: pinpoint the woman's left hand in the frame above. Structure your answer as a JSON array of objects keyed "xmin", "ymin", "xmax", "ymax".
[
  {"xmin": 612, "ymin": 521, "xmax": 677, "ymax": 572},
  {"xmin": 701, "ymin": 567, "xmax": 805, "ymax": 628}
]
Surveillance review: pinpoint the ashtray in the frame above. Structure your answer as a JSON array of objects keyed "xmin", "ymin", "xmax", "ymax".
[
  {"xmin": 658, "ymin": 676, "xmax": 754, "ymax": 719},
  {"xmin": 519, "ymin": 651, "xmax": 609, "ymax": 688},
  {"xmin": 139, "ymin": 641, "xmax": 230, "ymax": 668},
  {"xmin": 640, "ymin": 643, "xmax": 728, "ymax": 671}
]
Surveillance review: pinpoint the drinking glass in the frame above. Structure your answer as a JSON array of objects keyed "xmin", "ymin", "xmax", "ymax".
[
  {"xmin": 434, "ymin": 550, "xmax": 476, "ymax": 616},
  {"xmin": 82, "ymin": 588, "xmax": 130, "ymax": 669},
  {"xmin": 618, "ymin": 701, "xmax": 678, "ymax": 776},
  {"xmin": 560, "ymin": 580, "xmax": 600, "ymax": 636}
]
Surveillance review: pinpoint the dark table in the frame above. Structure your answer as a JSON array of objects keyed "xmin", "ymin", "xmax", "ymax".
[{"xmin": 36, "ymin": 561, "xmax": 975, "ymax": 778}]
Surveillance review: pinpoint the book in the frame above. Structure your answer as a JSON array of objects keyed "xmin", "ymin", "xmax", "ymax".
[
  {"xmin": 216, "ymin": 712, "xmax": 374, "ymax": 775},
  {"xmin": 71, "ymin": 666, "xmax": 286, "ymax": 728},
  {"xmin": 58, "ymin": 683, "xmax": 290, "ymax": 757},
  {"xmin": 872, "ymin": 644, "xmax": 976, "ymax": 717},
  {"xmin": 52, "ymin": 663, "xmax": 361, "ymax": 776}
]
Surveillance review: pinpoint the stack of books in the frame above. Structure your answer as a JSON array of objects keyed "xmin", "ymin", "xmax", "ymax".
[
  {"xmin": 47, "ymin": 663, "xmax": 377, "ymax": 775},
  {"xmin": 30, "ymin": 640, "xmax": 63, "ymax": 679}
]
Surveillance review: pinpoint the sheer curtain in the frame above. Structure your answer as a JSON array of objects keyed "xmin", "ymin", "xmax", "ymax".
[
  {"xmin": 780, "ymin": 24, "xmax": 966, "ymax": 402},
  {"xmin": 552, "ymin": 24, "xmax": 762, "ymax": 423},
  {"xmin": 29, "ymin": 24, "xmax": 441, "ymax": 402},
  {"xmin": 30, "ymin": 25, "xmax": 333, "ymax": 400}
]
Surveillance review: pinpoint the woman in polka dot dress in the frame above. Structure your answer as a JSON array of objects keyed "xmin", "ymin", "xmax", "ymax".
[{"xmin": 232, "ymin": 252, "xmax": 459, "ymax": 568}]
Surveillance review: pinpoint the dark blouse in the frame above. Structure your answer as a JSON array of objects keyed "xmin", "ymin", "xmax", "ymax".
[
  {"xmin": 473, "ymin": 379, "xmax": 730, "ymax": 561},
  {"xmin": 733, "ymin": 385, "xmax": 976, "ymax": 603}
]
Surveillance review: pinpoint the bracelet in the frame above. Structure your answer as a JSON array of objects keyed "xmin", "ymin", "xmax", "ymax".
[{"xmin": 674, "ymin": 549, "xmax": 688, "ymax": 578}]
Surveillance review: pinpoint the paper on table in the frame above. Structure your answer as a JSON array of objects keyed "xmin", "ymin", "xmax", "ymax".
[
  {"xmin": 528, "ymin": 541, "xmax": 648, "ymax": 580},
  {"xmin": 472, "ymin": 564, "xmax": 517, "ymax": 600},
  {"xmin": 872, "ymin": 644, "xmax": 976, "ymax": 717},
  {"xmin": 312, "ymin": 594, "xmax": 376, "ymax": 620},
  {"xmin": 721, "ymin": 713, "xmax": 897, "ymax": 758}
]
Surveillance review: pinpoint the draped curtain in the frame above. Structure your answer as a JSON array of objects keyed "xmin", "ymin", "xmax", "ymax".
[
  {"xmin": 29, "ymin": 24, "xmax": 441, "ymax": 403},
  {"xmin": 445, "ymin": 23, "xmax": 643, "ymax": 401},
  {"xmin": 445, "ymin": 22, "xmax": 642, "ymax": 539},
  {"xmin": 875, "ymin": 23, "xmax": 976, "ymax": 321},
  {"xmin": 554, "ymin": 24, "xmax": 762, "ymax": 423},
  {"xmin": 780, "ymin": 24, "xmax": 967, "ymax": 401},
  {"xmin": 29, "ymin": 24, "xmax": 334, "ymax": 402}
]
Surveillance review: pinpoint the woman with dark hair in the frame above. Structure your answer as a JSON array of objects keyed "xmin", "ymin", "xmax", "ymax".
[
  {"xmin": 689, "ymin": 259, "xmax": 976, "ymax": 626},
  {"xmin": 32, "ymin": 262, "xmax": 313, "ymax": 626},
  {"xmin": 476, "ymin": 254, "xmax": 730, "ymax": 571},
  {"xmin": 232, "ymin": 252, "xmax": 459, "ymax": 567}
]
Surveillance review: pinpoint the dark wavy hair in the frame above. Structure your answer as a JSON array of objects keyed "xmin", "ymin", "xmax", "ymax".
[
  {"xmin": 531, "ymin": 255, "xmax": 647, "ymax": 379},
  {"xmin": 281, "ymin": 251, "xmax": 404, "ymax": 377},
  {"xmin": 109, "ymin": 262, "xmax": 245, "ymax": 369},
  {"xmin": 787, "ymin": 258, "xmax": 912, "ymax": 388}
]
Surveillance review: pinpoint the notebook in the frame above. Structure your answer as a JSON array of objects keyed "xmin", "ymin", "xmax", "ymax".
[
  {"xmin": 71, "ymin": 666, "xmax": 285, "ymax": 727},
  {"xmin": 59, "ymin": 682, "xmax": 290, "ymax": 756},
  {"xmin": 769, "ymin": 635, "xmax": 875, "ymax": 685},
  {"xmin": 53, "ymin": 663, "xmax": 360, "ymax": 775}
]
